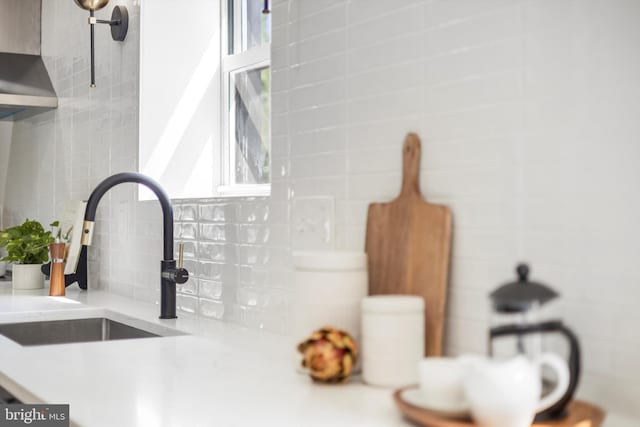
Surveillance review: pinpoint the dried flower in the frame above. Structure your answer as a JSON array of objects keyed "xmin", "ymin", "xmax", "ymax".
[{"xmin": 297, "ymin": 327, "xmax": 358, "ymax": 383}]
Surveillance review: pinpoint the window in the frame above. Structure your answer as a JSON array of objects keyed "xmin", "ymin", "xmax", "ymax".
[
  {"xmin": 220, "ymin": 0, "xmax": 272, "ymax": 195},
  {"xmin": 138, "ymin": 0, "xmax": 270, "ymax": 200}
]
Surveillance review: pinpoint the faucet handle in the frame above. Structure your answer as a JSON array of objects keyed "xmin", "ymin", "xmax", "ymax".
[{"xmin": 177, "ymin": 242, "xmax": 184, "ymax": 269}]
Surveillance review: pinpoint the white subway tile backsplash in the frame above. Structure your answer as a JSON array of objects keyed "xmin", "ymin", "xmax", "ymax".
[
  {"xmin": 197, "ymin": 261, "xmax": 222, "ymax": 281},
  {"xmin": 348, "ymin": 89, "xmax": 423, "ymax": 124},
  {"xmin": 177, "ymin": 223, "xmax": 198, "ymax": 240},
  {"xmin": 347, "ymin": 147, "xmax": 402, "ymax": 174},
  {"xmin": 290, "ymin": 30, "xmax": 347, "ymax": 66},
  {"xmin": 177, "ymin": 294, "xmax": 198, "ymax": 314},
  {"xmin": 270, "ymin": 1, "xmax": 289, "ymax": 28},
  {"xmin": 198, "ymin": 204, "xmax": 229, "ymax": 223},
  {"xmin": 348, "ymin": 61, "xmax": 425, "ymax": 100},
  {"xmin": 424, "ymin": 38, "xmax": 524, "ymax": 86},
  {"xmin": 199, "ymin": 279, "xmax": 223, "ymax": 300},
  {"xmin": 237, "ymin": 225, "xmax": 266, "ymax": 245},
  {"xmin": 177, "ymin": 204, "xmax": 198, "ymax": 221},
  {"xmin": 271, "ymin": 68, "xmax": 289, "ymax": 93},
  {"xmin": 239, "ymin": 202, "xmax": 269, "ymax": 223},
  {"xmin": 266, "ymin": 202, "xmax": 289, "ymax": 225},
  {"xmin": 290, "ymin": 127, "xmax": 346, "ymax": 156},
  {"xmin": 289, "ymin": 78, "xmax": 347, "ymax": 112},
  {"xmin": 271, "ymin": 24, "xmax": 288, "ymax": 49},
  {"xmin": 423, "ymin": 4, "xmax": 523, "ymax": 58},
  {"xmin": 289, "ymin": 104, "xmax": 347, "ymax": 136},
  {"xmin": 288, "ymin": 0, "xmax": 343, "ymax": 19},
  {"xmin": 198, "ymin": 242, "xmax": 235, "ymax": 263},
  {"xmin": 177, "ymin": 278, "xmax": 198, "ymax": 296},
  {"xmin": 289, "ymin": 55, "xmax": 346, "ymax": 89},
  {"xmin": 199, "ymin": 298, "xmax": 225, "ymax": 320},
  {"xmin": 347, "ymin": 32, "xmax": 425, "ymax": 75},
  {"xmin": 347, "ymin": 4, "xmax": 425, "ymax": 50},
  {"xmin": 199, "ymin": 224, "xmax": 227, "ymax": 242},
  {"xmin": 289, "ymin": 152, "xmax": 347, "ymax": 179},
  {"xmin": 424, "ymin": 70, "xmax": 522, "ymax": 114},
  {"xmin": 292, "ymin": 177, "xmax": 347, "ymax": 199},
  {"xmin": 4, "ymin": 0, "xmax": 640, "ymax": 418},
  {"xmin": 289, "ymin": 3, "xmax": 347, "ymax": 42},
  {"xmin": 348, "ymin": 173, "xmax": 401, "ymax": 201},
  {"xmin": 347, "ymin": 116, "xmax": 423, "ymax": 150},
  {"xmin": 426, "ymin": 0, "xmax": 517, "ymax": 27},
  {"xmin": 179, "ymin": 241, "xmax": 197, "ymax": 259},
  {"xmin": 425, "ymin": 103, "xmax": 522, "ymax": 141}
]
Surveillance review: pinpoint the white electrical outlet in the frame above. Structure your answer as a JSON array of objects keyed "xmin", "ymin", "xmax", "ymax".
[{"xmin": 291, "ymin": 196, "xmax": 335, "ymax": 251}]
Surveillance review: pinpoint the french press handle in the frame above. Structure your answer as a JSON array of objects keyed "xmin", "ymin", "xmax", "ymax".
[{"xmin": 489, "ymin": 320, "xmax": 581, "ymax": 420}]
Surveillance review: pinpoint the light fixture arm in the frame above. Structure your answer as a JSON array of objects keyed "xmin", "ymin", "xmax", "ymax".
[
  {"xmin": 89, "ymin": 10, "xmax": 96, "ymax": 87},
  {"xmin": 90, "ymin": 17, "xmax": 122, "ymax": 25},
  {"xmin": 83, "ymin": 5, "xmax": 128, "ymax": 87}
]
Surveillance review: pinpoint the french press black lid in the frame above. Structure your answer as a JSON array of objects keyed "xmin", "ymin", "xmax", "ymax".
[{"xmin": 490, "ymin": 264, "xmax": 558, "ymax": 313}]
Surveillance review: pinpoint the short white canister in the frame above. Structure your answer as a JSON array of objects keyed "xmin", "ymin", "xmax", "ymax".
[
  {"xmin": 292, "ymin": 251, "xmax": 368, "ymax": 363},
  {"xmin": 361, "ymin": 295, "xmax": 425, "ymax": 387}
]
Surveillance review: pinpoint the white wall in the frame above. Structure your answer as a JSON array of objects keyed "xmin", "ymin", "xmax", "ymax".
[
  {"xmin": 3, "ymin": 0, "xmax": 640, "ymax": 420},
  {"xmin": 138, "ymin": 0, "xmax": 220, "ymax": 200}
]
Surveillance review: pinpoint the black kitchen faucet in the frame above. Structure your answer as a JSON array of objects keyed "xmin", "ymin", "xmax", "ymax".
[{"xmin": 79, "ymin": 172, "xmax": 189, "ymax": 319}]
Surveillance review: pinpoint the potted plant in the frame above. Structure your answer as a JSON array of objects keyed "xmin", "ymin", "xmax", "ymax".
[{"xmin": 0, "ymin": 219, "xmax": 58, "ymax": 290}]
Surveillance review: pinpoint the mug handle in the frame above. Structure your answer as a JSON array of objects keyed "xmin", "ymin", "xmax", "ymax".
[{"xmin": 536, "ymin": 353, "xmax": 570, "ymax": 412}]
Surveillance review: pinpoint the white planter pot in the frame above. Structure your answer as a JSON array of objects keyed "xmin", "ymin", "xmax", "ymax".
[
  {"xmin": 0, "ymin": 247, "xmax": 5, "ymax": 277},
  {"xmin": 12, "ymin": 264, "xmax": 44, "ymax": 290}
]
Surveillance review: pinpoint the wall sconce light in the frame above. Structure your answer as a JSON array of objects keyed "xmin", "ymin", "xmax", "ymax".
[{"xmin": 73, "ymin": 0, "xmax": 129, "ymax": 87}]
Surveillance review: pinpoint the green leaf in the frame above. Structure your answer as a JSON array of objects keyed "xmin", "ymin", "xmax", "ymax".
[{"xmin": 0, "ymin": 219, "xmax": 58, "ymax": 264}]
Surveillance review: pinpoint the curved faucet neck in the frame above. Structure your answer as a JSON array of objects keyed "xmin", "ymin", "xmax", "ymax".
[{"xmin": 84, "ymin": 172, "xmax": 174, "ymax": 260}]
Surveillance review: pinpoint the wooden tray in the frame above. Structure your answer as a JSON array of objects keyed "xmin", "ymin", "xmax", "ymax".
[{"xmin": 393, "ymin": 387, "xmax": 605, "ymax": 427}]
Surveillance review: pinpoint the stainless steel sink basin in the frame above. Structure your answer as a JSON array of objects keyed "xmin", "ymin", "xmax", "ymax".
[{"xmin": 0, "ymin": 318, "xmax": 163, "ymax": 346}]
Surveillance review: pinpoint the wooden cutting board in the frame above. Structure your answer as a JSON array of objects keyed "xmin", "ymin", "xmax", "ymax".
[{"xmin": 365, "ymin": 133, "xmax": 452, "ymax": 356}]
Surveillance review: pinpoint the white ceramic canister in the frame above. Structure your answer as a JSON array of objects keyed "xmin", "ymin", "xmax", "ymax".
[
  {"xmin": 361, "ymin": 295, "xmax": 424, "ymax": 387},
  {"xmin": 293, "ymin": 251, "xmax": 368, "ymax": 367}
]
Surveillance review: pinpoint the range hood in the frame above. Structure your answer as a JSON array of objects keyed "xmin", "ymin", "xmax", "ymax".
[
  {"xmin": 0, "ymin": 0, "xmax": 57, "ymax": 121},
  {"xmin": 0, "ymin": 52, "xmax": 58, "ymax": 121}
]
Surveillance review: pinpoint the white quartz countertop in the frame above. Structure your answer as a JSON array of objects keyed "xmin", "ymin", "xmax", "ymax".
[
  {"xmin": 0, "ymin": 284, "xmax": 635, "ymax": 427},
  {"xmin": 0, "ymin": 285, "xmax": 404, "ymax": 427}
]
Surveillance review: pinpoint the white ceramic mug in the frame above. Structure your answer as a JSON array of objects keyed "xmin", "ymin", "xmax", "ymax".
[
  {"xmin": 464, "ymin": 354, "xmax": 570, "ymax": 427},
  {"xmin": 418, "ymin": 358, "xmax": 469, "ymax": 416}
]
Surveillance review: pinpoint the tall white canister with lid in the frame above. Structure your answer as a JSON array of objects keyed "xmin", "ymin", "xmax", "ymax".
[
  {"xmin": 361, "ymin": 295, "xmax": 425, "ymax": 387},
  {"xmin": 293, "ymin": 251, "xmax": 368, "ymax": 364}
]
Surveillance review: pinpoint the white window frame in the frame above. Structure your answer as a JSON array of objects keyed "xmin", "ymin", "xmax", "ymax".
[{"xmin": 220, "ymin": 0, "xmax": 271, "ymax": 197}]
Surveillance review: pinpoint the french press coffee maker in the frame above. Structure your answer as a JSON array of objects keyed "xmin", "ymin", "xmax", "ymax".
[{"xmin": 489, "ymin": 264, "xmax": 581, "ymax": 421}]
